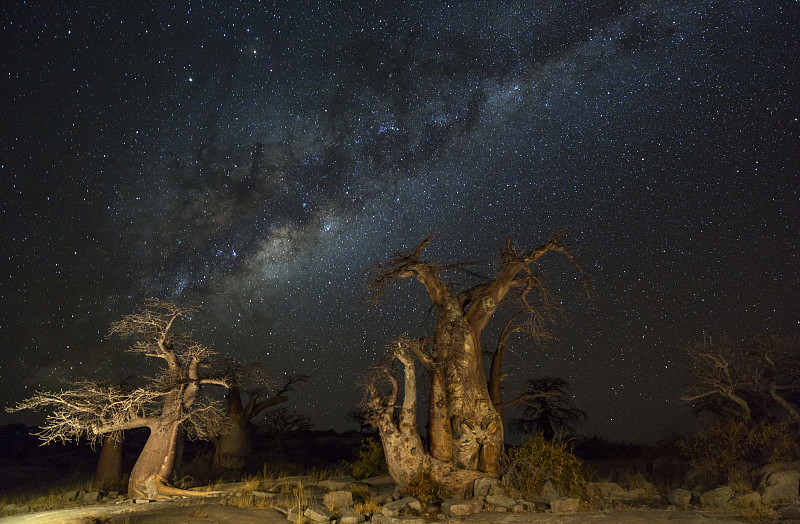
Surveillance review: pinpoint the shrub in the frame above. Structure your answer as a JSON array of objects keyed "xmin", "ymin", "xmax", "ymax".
[
  {"xmin": 503, "ymin": 434, "xmax": 587, "ymax": 500},
  {"xmin": 683, "ymin": 418, "xmax": 800, "ymax": 490},
  {"xmin": 350, "ymin": 438, "xmax": 388, "ymax": 479},
  {"xmin": 406, "ymin": 470, "xmax": 448, "ymax": 507}
]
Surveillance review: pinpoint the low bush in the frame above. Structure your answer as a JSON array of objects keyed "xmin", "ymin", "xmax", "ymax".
[
  {"xmin": 683, "ymin": 418, "xmax": 800, "ymax": 490},
  {"xmin": 350, "ymin": 438, "xmax": 387, "ymax": 479},
  {"xmin": 406, "ymin": 469, "xmax": 448, "ymax": 507},
  {"xmin": 503, "ymin": 434, "xmax": 587, "ymax": 500}
]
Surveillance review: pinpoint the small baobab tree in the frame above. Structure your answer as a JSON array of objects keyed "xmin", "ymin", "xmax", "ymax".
[
  {"xmin": 509, "ymin": 376, "xmax": 586, "ymax": 440},
  {"xmin": 7, "ymin": 299, "xmax": 229, "ymax": 498},
  {"xmin": 364, "ymin": 235, "xmax": 585, "ymax": 494},
  {"xmin": 212, "ymin": 369, "xmax": 307, "ymax": 476}
]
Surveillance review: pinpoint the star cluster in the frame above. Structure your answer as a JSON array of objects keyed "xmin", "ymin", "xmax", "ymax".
[{"xmin": 1, "ymin": 0, "xmax": 798, "ymax": 442}]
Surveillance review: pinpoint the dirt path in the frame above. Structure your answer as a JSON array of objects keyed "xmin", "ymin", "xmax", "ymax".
[{"xmin": 0, "ymin": 501, "xmax": 749, "ymax": 524}]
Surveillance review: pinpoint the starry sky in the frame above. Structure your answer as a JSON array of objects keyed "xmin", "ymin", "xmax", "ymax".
[{"xmin": 1, "ymin": 1, "xmax": 798, "ymax": 444}]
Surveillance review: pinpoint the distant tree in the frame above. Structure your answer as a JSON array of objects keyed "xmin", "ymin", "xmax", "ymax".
[
  {"xmin": 93, "ymin": 374, "xmax": 138, "ymax": 489},
  {"xmin": 364, "ymin": 235, "xmax": 585, "ymax": 494},
  {"xmin": 510, "ymin": 376, "xmax": 586, "ymax": 440},
  {"xmin": 347, "ymin": 408, "xmax": 376, "ymax": 434},
  {"xmin": 260, "ymin": 406, "xmax": 313, "ymax": 451},
  {"xmin": 682, "ymin": 335, "xmax": 800, "ymax": 423},
  {"xmin": 7, "ymin": 299, "xmax": 229, "ymax": 498},
  {"xmin": 213, "ymin": 369, "xmax": 307, "ymax": 476}
]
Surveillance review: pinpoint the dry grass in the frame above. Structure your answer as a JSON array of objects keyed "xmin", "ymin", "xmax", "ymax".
[{"xmin": 735, "ymin": 497, "xmax": 779, "ymax": 523}]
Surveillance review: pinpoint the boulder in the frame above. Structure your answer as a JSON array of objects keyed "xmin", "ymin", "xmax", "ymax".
[
  {"xmin": 83, "ymin": 491, "xmax": 101, "ymax": 503},
  {"xmin": 473, "ymin": 477, "xmax": 498, "ymax": 498},
  {"xmin": 485, "ymin": 494, "xmax": 516, "ymax": 509},
  {"xmin": 441, "ymin": 498, "xmax": 482, "ymax": 517},
  {"xmin": 371, "ymin": 517, "xmax": 427, "ymax": 524},
  {"xmin": 550, "ymin": 497, "xmax": 580, "ymax": 513},
  {"xmin": 339, "ymin": 507, "xmax": 366, "ymax": 524},
  {"xmin": 304, "ymin": 503, "xmax": 335, "ymax": 522},
  {"xmin": 540, "ymin": 480, "xmax": 560, "ymax": 502},
  {"xmin": 734, "ymin": 491, "xmax": 761, "ymax": 507},
  {"xmin": 2, "ymin": 503, "xmax": 30, "ymax": 516},
  {"xmin": 589, "ymin": 482, "xmax": 637, "ymax": 500},
  {"xmin": 761, "ymin": 469, "xmax": 799, "ymax": 503},
  {"xmin": 667, "ymin": 488, "xmax": 692, "ymax": 509},
  {"xmin": 323, "ymin": 490, "xmax": 353, "ymax": 509},
  {"xmin": 381, "ymin": 497, "xmax": 421, "ymax": 517},
  {"xmin": 700, "ymin": 486, "xmax": 733, "ymax": 511}
]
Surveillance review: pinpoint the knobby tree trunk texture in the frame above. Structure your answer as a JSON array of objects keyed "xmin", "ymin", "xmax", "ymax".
[{"xmin": 367, "ymin": 237, "xmax": 583, "ymax": 495}]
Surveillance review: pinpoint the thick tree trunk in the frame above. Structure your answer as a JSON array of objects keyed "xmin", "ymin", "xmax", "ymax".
[
  {"xmin": 213, "ymin": 413, "xmax": 249, "ymax": 477},
  {"xmin": 95, "ymin": 432, "xmax": 123, "ymax": 489},
  {"xmin": 439, "ymin": 328, "xmax": 503, "ymax": 475},
  {"xmin": 428, "ymin": 369, "xmax": 452, "ymax": 461},
  {"xmin": 128, "ymin": 419, "xmax": 181, "ymax": 497},
  {"xmin": 373, "ymin": 349, "xmax": 495, "ymax": 497}
]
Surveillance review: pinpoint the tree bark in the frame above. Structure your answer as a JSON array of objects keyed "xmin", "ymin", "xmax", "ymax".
[
  {"xmin": 128, "ymin": 418, "xmax": 181, "ymax": 497},
  {"xmin": 95, "ymin": 432, "xmax": 123, "ymax": 489}
]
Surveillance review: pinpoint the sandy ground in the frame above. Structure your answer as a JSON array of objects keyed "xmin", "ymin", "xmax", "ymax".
[{"xmin": 0, "ymin": 500, "xmax": 753, "ymax": 524}]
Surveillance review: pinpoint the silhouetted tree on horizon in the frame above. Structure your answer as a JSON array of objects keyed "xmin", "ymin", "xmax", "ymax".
[{"xmin": 510, "ymin": 376, "xmax": 586, "ymax": 440}]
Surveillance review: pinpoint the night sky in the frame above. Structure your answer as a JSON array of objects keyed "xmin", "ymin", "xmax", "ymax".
[{"xmin": 1, "ymin": 1, "xmax": 798, "ymax": 444}]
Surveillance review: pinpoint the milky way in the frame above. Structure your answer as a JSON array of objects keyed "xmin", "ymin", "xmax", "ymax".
[{"xmin": 2, "ymin": 0, "xmax": 798, "ymax": 442}]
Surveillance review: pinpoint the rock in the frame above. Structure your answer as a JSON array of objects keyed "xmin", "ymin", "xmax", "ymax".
[
  {"xmin": 441, "ymin": 498, "xmax": 482, "ymax": 517},
  {"xmin": 550, "ymin": 497, "xmax": 580, "ymax": 513},
  {"xmin": 700, "ymin": 486, "xmax": 733, "ymax": 511},
  {"xmin": 734, "ymin": 491, "xmax": 761, "ymax": 507},
  {"xmin": 339, "ymin": 506, "xmax": 366, "ymax": 524},
  {"xmin": 287, "ymin": 507, "xmax": 301, "ymax": 522},
  {"xmin": 590, "ymin": 482, "xmax": 637, "ymax": 500},
  {"xmin": 485, "ymin": 494, "xmax": 516, "ymax": 509},
  {"xmin": 473, "ymin": 477, "xmax": 498, "ymax": 498},
  {"xmin": 667, "ymin": 488, "xmax": 692, "ymax": 508},
  {"xmin": 381, "ymin": 497, "xmax": 421, "ymax": 517},
  {"xmin": 540, "ymin": 480, "xmax": 560, "ymax": 502},
  {"xmin": 760, "ymin": 469, "xmax": 800, "ymax": 503},
  {"xmin": 323, "ymin": 489, "xmax": 354, "ymax": 509},
  {"xmin": 488, "ymin": 483, "xmax": 506, "ymax": 496},
  {"xmin": 83, "ymin": 491, "xmax": 101, "ymax": 503},
  {"xmin": 107, "ymin": 490, "xmax": 119, "ymax": 499},
  {"xmin": 253, "ymin": 490, "xmax": 277, "ymax": 499},
  {"xmin": 2, "ymin": 503, "xmax": 30, "ymax": 515},
  {"xmin": 371, "ymin": 517, "xmax": 427, "ymax": 524},
  {"xmin": 318, "ymin": 476, "xmax": 358, "ymax": 491},
  {"xmin": 304, "ymin": 503, "xmax": 335, "ymax": 522},
  {"xmin": 63, "ymin": 490, "xmax": 80, "ymax": 501}
]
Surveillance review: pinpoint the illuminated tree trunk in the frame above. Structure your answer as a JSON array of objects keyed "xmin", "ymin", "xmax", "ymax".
[
  {"xmin": 95, "ymin": 432, "xmax": 123, "ymax": 489},
  {"xmin": 367, "ymin": 236, "xmax": 584, "ymax": 495},
  {"xmin": 212, "ymin": 384, "xmax": 292, "ymax": 476}
]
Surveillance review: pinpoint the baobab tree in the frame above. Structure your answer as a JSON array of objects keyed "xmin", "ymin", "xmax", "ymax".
[
  {"xmin": 365, "ymin": 235, "xmax": 584, "ymax": 494},
  {"xmin": 682, "ymin": 334, "xmax": 800, "ymax": 422},
  {"xmin": 213, "ymin": 369, "xmax": 307, "ymax": 476},
  {"xmin": 8, "ymin": 299, "xmax": 229, "ymax": 498},
  {"xmin": 509, "ymin": 376, "xmax": 586, "ymax": 440}
]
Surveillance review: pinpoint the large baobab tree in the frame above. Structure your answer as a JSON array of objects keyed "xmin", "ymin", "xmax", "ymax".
[
  {"xmin": 365, "ymin": 235, "xmax": 584, "ymax": 495},
  {"xmin": 8, "ymin": 299, "xmax": 229, "ymax": 498},
  {"xmin": 682, "ymin": 334, "xmax": 800, "ymax": 422},
  {"xmin": 213, "ymin": 370, "xmax": 307, "ymax": 476}
]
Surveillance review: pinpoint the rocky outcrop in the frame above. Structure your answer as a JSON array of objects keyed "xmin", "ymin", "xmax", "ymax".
[
  {"xmin": 759, "ymin": 468, "xmax": 800, "ymax": 503},
  {"xmin": 700, "ymin": 486, "xmax": 734, "ymax": 511}
]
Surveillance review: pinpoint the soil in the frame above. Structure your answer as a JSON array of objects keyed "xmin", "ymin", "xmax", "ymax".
[{"xmin": 0, "ymin": 498, "xmax": 752, "ymax": 524}]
